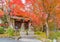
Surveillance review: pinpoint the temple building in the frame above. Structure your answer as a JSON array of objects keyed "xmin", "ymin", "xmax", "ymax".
[{"xmin": 9, "ymin": 15, "xmax": 32, "ymax": 30}]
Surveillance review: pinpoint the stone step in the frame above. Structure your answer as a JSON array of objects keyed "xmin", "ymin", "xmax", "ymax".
[
  {"xmin": 20, "ymin": 35, "xmax": 34, "ymax": 38},
  {"xmin": 19, "ymin": 38, "xmax": 42, "ymax": 42}
]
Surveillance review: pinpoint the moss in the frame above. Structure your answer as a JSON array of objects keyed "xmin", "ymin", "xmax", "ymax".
[
  {"xmin": 6, "ymin": 27, "xmax": 14, "ymax": 37},
  {"xmin": 0, "ymin": 26, "xmax": 4, "ymax": 34}
]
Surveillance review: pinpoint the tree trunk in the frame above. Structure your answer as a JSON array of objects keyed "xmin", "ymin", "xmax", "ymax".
[{"xmin": 45, "ymin": 21, "xmax": 49, "ymax": 38}]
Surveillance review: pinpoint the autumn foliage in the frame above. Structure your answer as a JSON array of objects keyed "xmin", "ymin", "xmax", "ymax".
[
  {"xmin": 9, "ymin": 0, "xmax": 41, "ymax": 25},
  {"xmin": 0, "ymin": 9, "xmax": 4, "ymax": 17},
  {"xmin": 0, "ymin": 0, "xmax": 60, "ymax": 28}
]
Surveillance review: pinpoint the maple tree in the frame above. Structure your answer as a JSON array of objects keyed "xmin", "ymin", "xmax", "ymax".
[
  {"xmin": 8, "ymin": 0, "xmax": 41, "ymax": 26},
  {"xmin": 0, "ymin": 0, "xmax": 60, "ymax": 38},
  {"xmin": 0, "ymin": 0, "xmax": 60, "ymax": 31},
  {"xmin": 7, "ymin": 0, "xmax": 60, "ymax": 29}
]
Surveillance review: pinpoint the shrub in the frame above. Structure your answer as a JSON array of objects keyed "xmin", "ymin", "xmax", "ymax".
[
  {"xmin": 35, "ymin": 31, "xmax": 42, "ymax": 35},
  {"xmin": 6, "ymin": 27, "xmax": 14, "ymax": 37},
  {"xmin": 55, "ymin": 32, "xmax": 60, "ymax": 39},
  {"xmin": 35, "ymin": 31, "xmax": 46, "ymax": 38},
  {"xmin": 49, "ymin": 31, "xmax": 60, "ymax": 40},
  {"xmin": 0, "ymin": 26, "xmax": 4, "ymax": 34},
  {"xmin": 49, "ymin": 31, "xmax": 57, "ymax": 40}
]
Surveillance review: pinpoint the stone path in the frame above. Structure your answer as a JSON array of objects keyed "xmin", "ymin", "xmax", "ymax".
[
  {"xmin": 0, "ymin": 38, "xmax": 42, "ymax": 42},
  {"xmin": 19, "ymin": 38, "xmax": 42, "ymax": 42}
]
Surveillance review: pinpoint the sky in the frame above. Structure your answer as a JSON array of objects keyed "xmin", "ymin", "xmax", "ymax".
[{"xmin": 21, "ymin": 0, "xmax": 26, "ymax": 4}]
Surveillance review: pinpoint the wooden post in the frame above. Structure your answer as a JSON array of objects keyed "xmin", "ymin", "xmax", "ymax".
[
  {"xmin": 28, "ymin": 22, "xmax": 34, "ymax": 36},
  {"xmin": 0, "ymin": 19, "xmax": 2, "ymax": 24},
  {"xmin": 21, "ymin": 23, "xmax": 25, "ymax": 31},
  {"xmin": 28, "ymin": 22, "xmax": 32, "ymax": 31}
]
